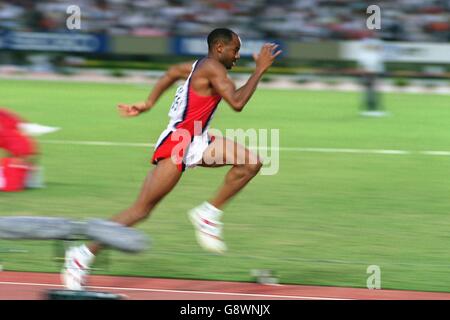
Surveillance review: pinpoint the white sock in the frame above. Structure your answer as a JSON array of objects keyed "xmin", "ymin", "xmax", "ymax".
[
  {"xmin": 78, "ymin": 245, "xmax": 95, "ymax": 266},
  {"xmin": 202, "ymin": 202, "xmax": 223, "ymax": 221}
]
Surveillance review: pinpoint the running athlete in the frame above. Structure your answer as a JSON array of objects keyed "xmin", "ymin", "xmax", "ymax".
[{"xmin": 62, "ymin": 28, "xmax": 282, "ymax": 290}]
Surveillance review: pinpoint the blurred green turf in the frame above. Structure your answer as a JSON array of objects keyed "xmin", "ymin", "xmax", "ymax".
[{"xmin": 0, "ymin": 79, "xmax": 449, "ymax": 293}]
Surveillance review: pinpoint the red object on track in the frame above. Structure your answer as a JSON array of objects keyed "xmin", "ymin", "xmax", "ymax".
[{"xmin": 0, "ymin": 158, "xmax": 29, "ymax": 192}]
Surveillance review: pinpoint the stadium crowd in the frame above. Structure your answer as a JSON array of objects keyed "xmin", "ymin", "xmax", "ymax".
[{"xmin": 0, "ymin": 0, "xmax": 449, "ymax": 41}]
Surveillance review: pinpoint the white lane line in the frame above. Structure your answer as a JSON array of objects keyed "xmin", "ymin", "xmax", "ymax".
[
  {"xmin": 420, "ymin": 151, "xmax": 450, "ymax": 156},
  {"xmin": 40, "ymin": 139, "xmax": 450, "ymax": 157},
  {"xmin": 0, "ymin": 281, "xmax": 350, "ymax": 300},
  {"xmin": 42, "ymin": 140, "xmax": 154, "ymax": 147},
  {"xmin": 266, "ymin": 147, "xmax": 412, "ymax": 155}
]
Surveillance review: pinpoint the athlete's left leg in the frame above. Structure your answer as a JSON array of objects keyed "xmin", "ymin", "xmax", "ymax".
[
  {"xmin": 188, "ymin": 136, "xmax": 262, "ymax": 254},
  {"xmin": 200, "ymin": 136, "xmax": 262, "ymax": 208}
]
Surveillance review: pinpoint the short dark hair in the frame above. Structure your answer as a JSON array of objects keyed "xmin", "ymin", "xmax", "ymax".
[{"xmin": 207, "ymin": 28, "xmax": 236, "ymax": 50}]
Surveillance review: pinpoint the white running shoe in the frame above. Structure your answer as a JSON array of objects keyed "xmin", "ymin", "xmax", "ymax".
[
  {"xmin": 188, "ymin": 202, "xmax": 227, "ymax": 254},
  {"xmin": 61, "ymin": 245, "xmax": 94, "ymax": 290}
]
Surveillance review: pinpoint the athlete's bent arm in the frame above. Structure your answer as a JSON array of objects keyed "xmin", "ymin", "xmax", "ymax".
[
  {"xmin": 118, "ymin": 62, "xmax": 193, "ymax": 117},
  {"xmin": 210, "ymin": 43, "xmax": 282, "ymax": 112}
]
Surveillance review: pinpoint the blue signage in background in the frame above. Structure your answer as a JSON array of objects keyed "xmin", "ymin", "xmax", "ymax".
[
  {"xmin": 0, "ymin": 31, "xmax": 109, "ymax": 53},
  {"xmin": 173, "ymin": 37, "xmax": 285, "ymax": 57},
  {"xmin": 0, "ymin": 30, "xmax": 6, "ymax": 49},
  {"xmin": 173, "ymin": 37, "xmax": 208, "ymax": 56}
]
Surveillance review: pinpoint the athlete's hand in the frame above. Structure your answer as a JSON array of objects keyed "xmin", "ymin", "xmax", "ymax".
[
  {"xmin": 253, "ymin": 43, "xmax": 282, "ymax": 73},
  {"xmin": 117, "ymin": 102, "xmax": 150, "ymax": 117}
]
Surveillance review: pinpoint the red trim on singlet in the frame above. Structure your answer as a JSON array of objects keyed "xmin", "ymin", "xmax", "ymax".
[{"xmin": 175, "ymin": 88, "xmax": 221, "ymax": 135}]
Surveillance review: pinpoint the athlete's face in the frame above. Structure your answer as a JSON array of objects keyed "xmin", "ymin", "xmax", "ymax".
[{"xmin": 219, "ymin": 35, "xmax": 241, "ymax": 70}]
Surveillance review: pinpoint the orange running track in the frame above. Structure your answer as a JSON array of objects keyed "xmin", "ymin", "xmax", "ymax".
[{"xmin": 1, "ymin": 271, "xmax": 449, "ymax": 300}]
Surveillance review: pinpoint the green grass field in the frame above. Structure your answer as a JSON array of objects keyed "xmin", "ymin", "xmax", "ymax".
[{"xmin": 1, "ymin": 79, "xmax": 449, "ymax": 293}]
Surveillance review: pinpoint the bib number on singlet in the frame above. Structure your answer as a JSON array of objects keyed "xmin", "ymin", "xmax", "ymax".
[{"xmin": 170, "ymin": 85, "xmax": 184, "ymax": 114}]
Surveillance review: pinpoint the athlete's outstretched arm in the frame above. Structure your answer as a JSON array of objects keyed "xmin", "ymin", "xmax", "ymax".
[
  {"xmin": 118, "ymin": 62, "xmax": 193, "ymax": 117},
  {"xmin": 209, "ymin": 43, "xmax": 281, "ymax": 112}
]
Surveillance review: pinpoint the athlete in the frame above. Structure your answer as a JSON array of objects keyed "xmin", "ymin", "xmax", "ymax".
[{"xmin": 62, "ymin": 28, "xmax": 282, "ymax": 290}]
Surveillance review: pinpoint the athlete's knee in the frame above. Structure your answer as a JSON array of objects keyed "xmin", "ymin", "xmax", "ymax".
[{"xmin": 245, "ymin": 159, "xmax": 262, "ymax": 177}]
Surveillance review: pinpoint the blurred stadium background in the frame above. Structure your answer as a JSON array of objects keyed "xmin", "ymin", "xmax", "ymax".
[{"xmin": 1, "ymin": 0, "xmax": 449, "ymax": 293}]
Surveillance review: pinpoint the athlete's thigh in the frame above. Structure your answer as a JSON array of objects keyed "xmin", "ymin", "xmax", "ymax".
[
  {"xmin": 135, "ymin": 158, "xmax": 182, "ymax": 205},
  {"xmin": 199, "ymin": 136, "xmax": 259, "ymax": 168}
]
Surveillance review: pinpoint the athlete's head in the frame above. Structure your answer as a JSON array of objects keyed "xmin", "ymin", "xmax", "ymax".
[{"xmin": 207, "ymin": 28, "xmax": 241, "ymax": 70}]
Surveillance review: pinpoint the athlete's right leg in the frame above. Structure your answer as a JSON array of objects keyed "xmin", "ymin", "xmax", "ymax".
[
  {"xmin": 88, "ymin": 158, "xmax": 182, "ymax": 254},
  {"xmin": 62, "ymin": 158, "xmax": 182, "ymax": 290}
]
